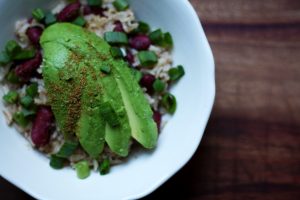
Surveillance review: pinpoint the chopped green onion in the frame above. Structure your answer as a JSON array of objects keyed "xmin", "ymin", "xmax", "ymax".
[
  {"xmin": 132, "ymin": 21, "xmax": 150, "ymax": 34},
  {"xmin": 13, "ymin": 111, "xmax": 29, "ymax": 127},
  {"xmin": 88, "ymin": 0, "xmax": 102, "ymax": 6},
  {"xmin": 113, "ymin": 0, "xmax": 129, "ymax": 11},
  {"xmin": 20, "ymin": 95, "xmax": 34, "ymax": 108},
  {"xmin": 137, "ymin": 21, "xmax": 150, "ymax": 33},
  {"xmin": 99, "ymin": 102, "xmax": 120, "ymax": 127},
  {"xmin": 5, "ymin": 40, "xmax": 21, "ymax": 58},
  {"xmin": 153, "ymin": 79, "xmax": 165, "ymax": 93},
  {"xmin": 100, "ymin": 65, "xmax": 111, "ymax": 74},
  {"xmin": 22, "ymin": 107, "xmax": 37, "ymax": 117},
  {"xmin": 131, "ymin": 69, "xmax": 142, "ymax": 82},
  {"xmin": 12, "ymin": 49, "xmax": 36, "ymax": 60},
  {"xmin": 3, "ymin": 91, "xmax": 18, "ymax": 104},
  {"xmin": 44, "ymin": 13, "xmax": 57, "ymax": 26},
  {"xmin": 99, "ymin": 158, "xmax": 110, "ymax": 175},
  {"xmin": 72, "ymin": 16, "xmax": 86, "ymax": 27},
  {"xmin": 56, "ymin": 140, "xmax": 79, "ymax": 158},
  {"xmin": 137, "ymin": 51, "xmax": 158, "ymax": 66},
  {"xmin": 162, "ymin": 93, "xmax": 177, "ymax": 114},
  {"xmin": 104, "ymin": 31, "xmax": 128, "ymax": 45},
  {"xmin": 26, "ymin": 83, "xmax": 38, "ymax": 98},
  {"xmin": 75, "ymin": 160, "xmax": 90, "ymax": 179},
  {"xmin": 50, "ymin": 155, "xmax": 65, "ymax": 169},
  {"xmin": 163, "ymin": 32, "xmax": 173, "ymax": 49},
  {"xmin": 32, "ymin": 8, "xmax": 45, "ymax": 22},
  {"xmin": 168, "ymin": 65, "xmax": 185, "ymax": 81},
  {"xmin": 149, "ymin": 29, "xmax": 164, "ymax": 45},
  {"xmin": 110, "ymin": 47, "xmax": 123, "ymax": 58},
  {"xmin": 6, "ymin": 71, "xmax": 20, "ymax": 84},
  {"xmin": 0, "ymin": 51, "xmax": 11, "ymax": 66},
  {"xmin": 4, "ymin": 41, "xmax": 35, "ymax": 61}
]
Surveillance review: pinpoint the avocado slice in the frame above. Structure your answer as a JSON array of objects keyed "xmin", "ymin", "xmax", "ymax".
[{"xmin": 40, "ymin": 23, "xmax": 158, "ymax": 157}]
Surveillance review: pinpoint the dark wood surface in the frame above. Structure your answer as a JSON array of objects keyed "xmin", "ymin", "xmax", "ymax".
[{"xmin": 1, "ymin": 0, "xmax": 300, "ymax": 199}]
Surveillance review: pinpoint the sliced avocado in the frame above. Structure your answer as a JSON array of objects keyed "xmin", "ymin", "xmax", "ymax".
[{"xmin": 40, "ymin": 23, "xmax": 158, "ymax": 158}]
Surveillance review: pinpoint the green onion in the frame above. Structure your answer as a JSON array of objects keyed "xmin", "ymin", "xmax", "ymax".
[
  {"xmin": 56, "ymin": 140, "xmax": 79, "ymax": 158},
  {"xmin": 132, "ymin": 21, "xmax": 150, "ymax": 34},
  {"xmin": 75, "ymin": 160, "xmax": 90, "ymax": 179},
  {"xmin": 44, "ymin": 13, "xmax": 57, "ymax": 26},
  {"xmin": 137, "ymin": 51, "xmax": 158, "ymax": 66},
  {"xmin": 104, "ymin": 31, "xmax": 128, "ymax": 45},
  {"xmin": 0, "ymin": 51, "xmax": 11, "ymax": 66},
  {"xmin": 168, "ymin": 65, "xmax": 185, "ymax": 81},
  {"xmin": 22, "ymin": 107, "xmax": 37, "ymax": 117},
  {"xmin": 3, "ymin": 91, "xmax": 18, "ymax": 104},
  {"xmin": 6, "ymin": 71, "xmax": 20, "ymax": 84},
  {"xmin": 163, "ymin": 32, "xmax": 173, "ymax": 49},
  {"xmin": 100, "ymin": 65, "xmax": 111, "ymax": 74},
  {"xmin": 153, "ymin": 79, "xmax": 165, "ymax": 93},
  {"xmin": 149, "ymin": 29, "xmax": 164, "ymax": 45},
  {"xmin": 113, "ymin": 0, "xmax": 129, "ymax": 11},
  {"xmin": 26, "ymin": 83, "xmax": 38, "ymax": 98},
  {"xmin": 20, "ymin": 95, "xmax": 34, "ymax": 108},
  {"xmin": 88, "ymin": 0, "xmax": 102, "ymax": 6},
  {"xmin": 50, "ymin": 155, "xmax": 65, "ymax": 169},
  {"xmin": 13, "ymin": 111, "xmax": 29, "ymax": 127},
  {"xmin": 72, "ymin": 16, "xmax": 86, "ymax": 27},
  {"xmin": 162, "ymin": 93, "xmax": 177, "ymax": 114},
  {"xmin": 13, "ymin": 49, "xmax": 36, "ymax": 60},
  {"xmin": 32, "ymin": 8, "xmax": 45, "ymax": 22},
  {"xmin": 99, "ymin": 102, "xmax": 120, "ymax": 127},
  {"xmin": 5, "ymin": 40, "xmax": 21, "ymax": 58},
  {"xmin": 131, "ymin": 69, "xmax": 142, "ymax": 82},
  {"xmin": 110, "ymin": 47, "xmax": 123, "ymax": 58},
  {"xmin": 4, "ymin": 41, "xmax": 35, "ymax": 61},
  {"xmin": 99, "ymin": 158, "xmax": 110, "ymax": 175}
]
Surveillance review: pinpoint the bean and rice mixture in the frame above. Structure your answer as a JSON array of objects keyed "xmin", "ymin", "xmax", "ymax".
[{"xmin": 0, "ymin": 0, "xmax": 184, "ymax": 178}]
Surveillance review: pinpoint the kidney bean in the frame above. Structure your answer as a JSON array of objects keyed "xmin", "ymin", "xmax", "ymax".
[
  {"xmin": 31, "ymin": 106, "xmax": 54, "ymax": 147},
  {"xmin": 57, "ymin": 2, "xmax": 81, "ymax": 22},
  {"xmin": 139, "ymin": 74, "xmax": 155, "ymax": 94},
  {"xmin": 14, "ymin": 52, "xmax": 42, "ymax": 82},
  {"xmin": 113, "ymin": 21, "xmax": 125, "ymax": 32},
  {"xmin": 26, "ymin": 26, "xmax": 43, "ymax": 46},
  {"xmin": 129, "ymin": 35, "xmax": 151, "ymax": 50},
  {"xmin": 124, "ymin": 49, "xmax": 134, "ymax": 65},
  {"xmin": 83, "ymin": 5, "xmax": 104, "ymax": 16},
  {"xmin": 153, "ymin": 110, "xmax": 162, "ymax": 132}
]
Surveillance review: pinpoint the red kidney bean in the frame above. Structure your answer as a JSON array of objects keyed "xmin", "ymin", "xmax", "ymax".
[
  {"xmin": 129, "ymin": 35, "xmax": 151, "ymax": 50},
  {"xmin": 153, "ymin": 110, "xmax": 162, "ymax": 132},
  {"xmin": 125, "ymin": 49, "xmax": 134, "ymax": 65},
  {"xmin": 57, "ymin": 2, "xmax": 81, "ymax": 22},
  {"xmin": 14, "ymin": 52, "xmax": 42, "ymax": 81},
  {"xmin": 83, "ymin": 5, "xmax": 104, "ymax": 16},
  {"xmin": 31, "ymin": 106, "xmax": 54, "ymax": 147},
  {"xmin": 139, "ymin": 74, "xmax": 155, "ymax": 94},
  {"xmin": 26, "ymin": 26, "xmax": 43, "ymax": 46},
  {"xmin": 113, "ymin": 21, "xmax": 125, "ymax": 32}
]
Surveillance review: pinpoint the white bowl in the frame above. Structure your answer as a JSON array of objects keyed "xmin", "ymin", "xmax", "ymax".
[{"xmin": 0, "ymin": 0, "xmax": 215, "ymax": 199}]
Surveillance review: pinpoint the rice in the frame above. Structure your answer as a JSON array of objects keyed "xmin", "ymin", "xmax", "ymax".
[{"xmin": 1, "ymin": 0, "xmax": 174, "ymax": 171}]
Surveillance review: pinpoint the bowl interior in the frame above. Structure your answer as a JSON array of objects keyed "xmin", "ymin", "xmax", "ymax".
[{"xmin": 0, "ymin": 0, "xmax": 215, "ymax": 199}]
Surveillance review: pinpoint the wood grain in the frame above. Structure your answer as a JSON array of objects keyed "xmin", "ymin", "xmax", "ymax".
[
  {"xmin": 1, "ymin": 0, "xmax": 300, "ymax": 199},
  {"xmin": 191, "ymin": 0, "xmax": 300, "ymax": 25}
]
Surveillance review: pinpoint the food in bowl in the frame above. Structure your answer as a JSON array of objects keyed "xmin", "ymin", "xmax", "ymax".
[{"xmin": 0, "ymin": 0, "xmax": 184, "ymax": 179}]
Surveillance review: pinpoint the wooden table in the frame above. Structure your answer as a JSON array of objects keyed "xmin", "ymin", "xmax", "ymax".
[{"xmin": 1, "ymin": 0, "xmax": 300, "ymax": 199}]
